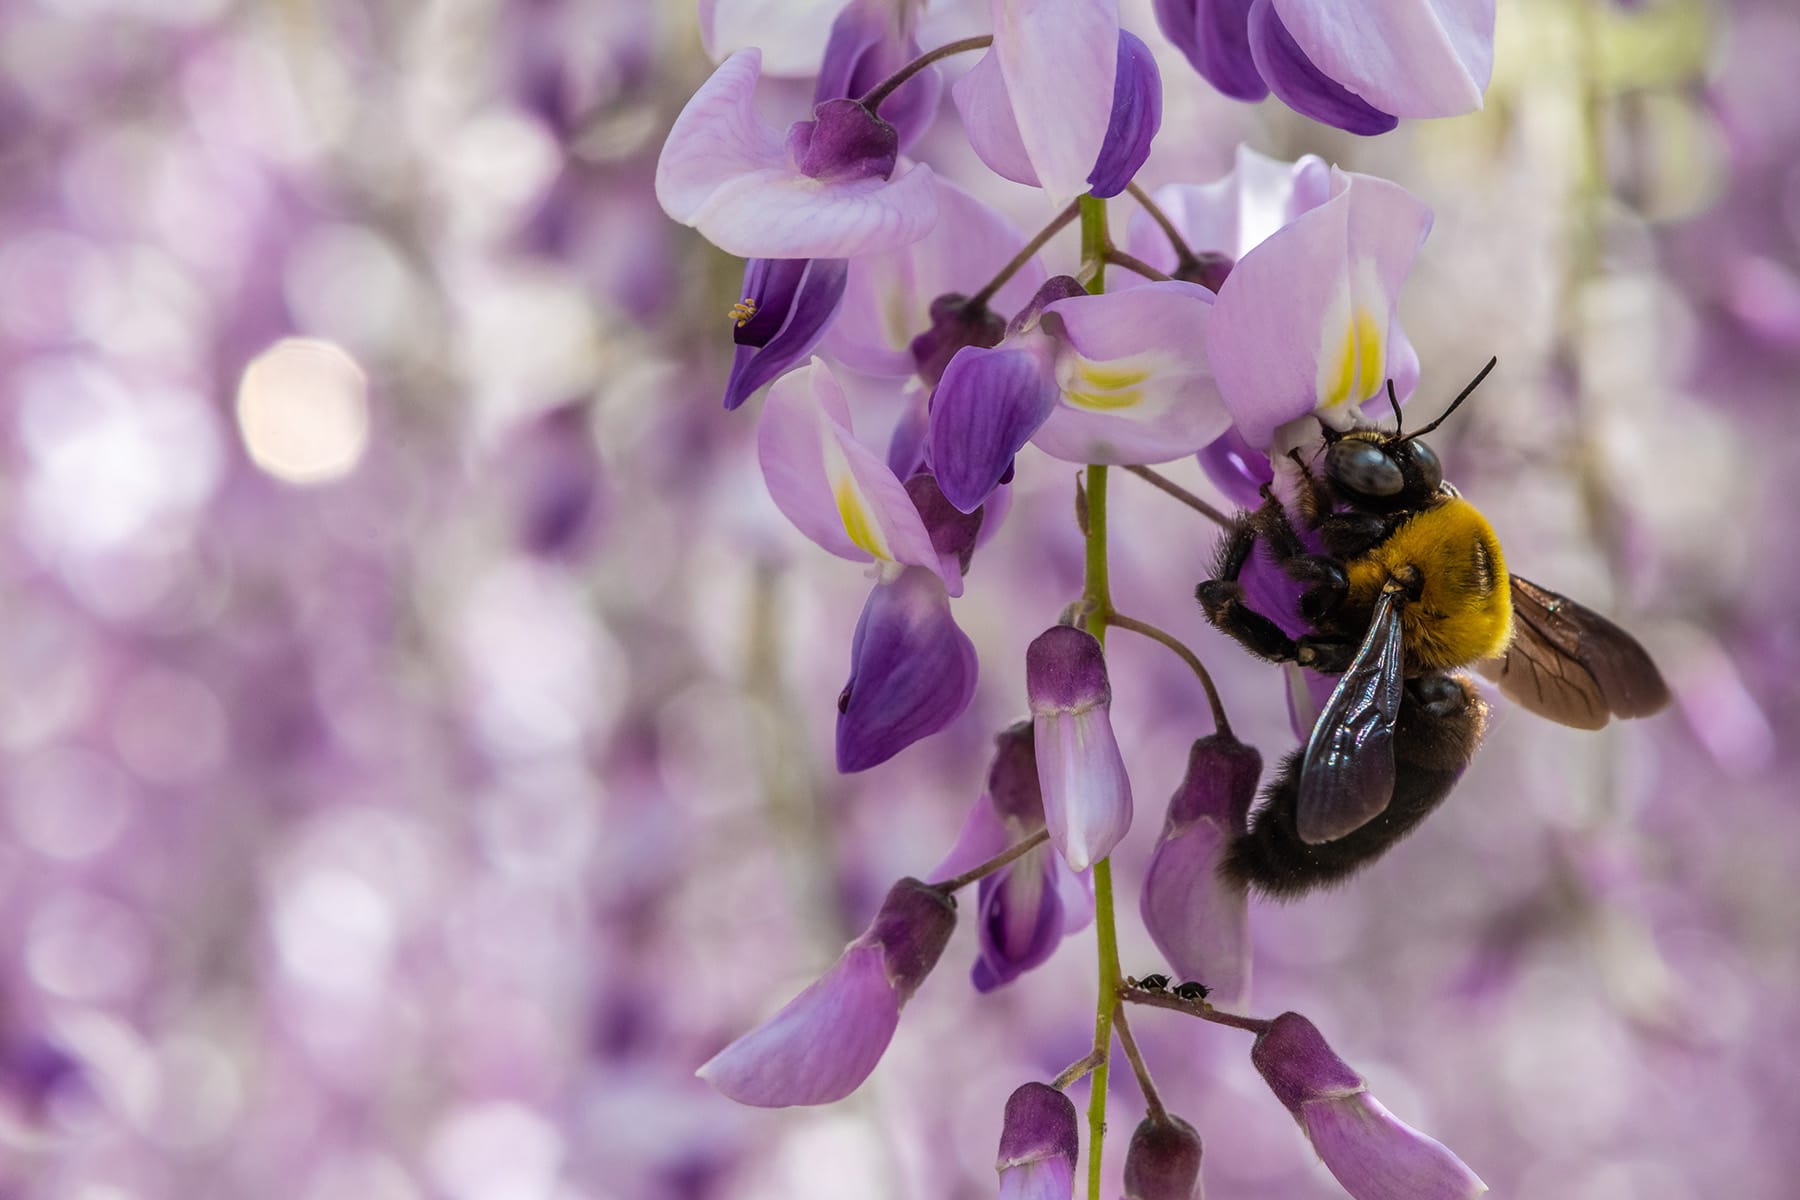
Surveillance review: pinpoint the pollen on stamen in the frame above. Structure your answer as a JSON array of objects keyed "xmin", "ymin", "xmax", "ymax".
[{"xmin": 729, "ymin": 298, "xmax": 759, "ymax": 327}]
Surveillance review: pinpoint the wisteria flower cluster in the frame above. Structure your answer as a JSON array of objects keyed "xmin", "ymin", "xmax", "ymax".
[{"xmin": 656, "ymin": 0, "xmax": 1503, "ymax": 1196}]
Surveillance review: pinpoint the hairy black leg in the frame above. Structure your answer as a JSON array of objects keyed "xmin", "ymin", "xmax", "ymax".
[
  {"xmin": 1199, "ymin": 503, "xmax": 1304, "ymax": 665},
  {"xmin": 1294, "ymin": 635, "xmax": 1359, "ymax": 674}
]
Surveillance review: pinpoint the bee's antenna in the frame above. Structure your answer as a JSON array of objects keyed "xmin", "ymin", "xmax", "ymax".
[
  {"xmin": 1385, "ymin": 378, "xmax": 1403, "ymax": 435},
  {"xmin": 1402, "ymin": 356, "xmax": 1498, "ymax": 442}
]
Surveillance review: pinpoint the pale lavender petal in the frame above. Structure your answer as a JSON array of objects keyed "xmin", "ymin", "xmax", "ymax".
[
  {"xmin": 1125, "ymin": 147, "xmax": 1335, "ymax": 272},
  {"xmin": 698, "ymin": 942, "xmax": 900, "ymax": 1107},
  {"xmin": 1155, "ymin": 0, "xmax": 1267, "ymax": 100},
  {"xmin": 930, "ymin": 792, "xmax": 1010, "ymax": 884},
  {"xmin": 837, "ymin": 567, "xmax": 979, "ymax": 772},
  {"xmin": 1272, "ymin": 0, "xmax": 1494, "ymax": 119},
  {"xmin": 700, "ymin": 0, "xmax": 850, "ymax": 76},
  {"xmin": 688, "ymin": 159, "xmax": 939, "ymax": 259},
  {"xmin": 1247, "ymin": 0, "xmax": 1397, "ymax": 136},
  {"xmin": 1051, "ymin": 857, "xmax": 1095, "ymax": 932},
  {"xmin": 996, "ymin": 0, "xmax": 1121, "ymax": 200},
  {"xmin": 952, "ymin": 48, "xmax": 1041, "ymax": 187},
  {"xmin": 656, "ymin": 50, "xmax": 787, "ymax": 224},
  {"xmin": 1206, "ymin": 169, "xmax": 1431, "ymax": 446},
  {"xmin": 997, "ymin": 1083, "xmax": 1081, "ymax": 1200},
  {"xmin": 1140, "ymin": 735, "xmax": 1262, "ymax": 1007},
  {"xmin": 1303, "ymin": 1092, "xmax": 1489, "ymax": 1199},
  {"xmin": 1033, "ymin": 283, "xmax": 1230, "ymax": 465},
  {"xmin": 723, "ymin": 257, "xmax": 850, "ymax": 410},
  {"xmin": 1028, "ymin": 627, "xmax": 1132, "ymax": 871},
  {"xmin": 1086, "ymin": 32, "xmax": 1163, "ymax": 200},
  {"xmin": 928, "ymin": 340, "xmax": 1059, "ymax": 513},
  {"xmin": 757, "ymin": 359, "xmax": 949, "ymax": 583}
]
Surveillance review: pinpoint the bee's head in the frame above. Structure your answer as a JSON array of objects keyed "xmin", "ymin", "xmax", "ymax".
[{"xmin": 1322, "ymin": 432, "xmax": 1442, "ymax": 509}]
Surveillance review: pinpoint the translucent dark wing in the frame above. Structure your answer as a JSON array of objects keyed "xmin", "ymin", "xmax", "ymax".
[
  {"xmin": 1297, "ymin": 590, "xmax": 1405, "ymax": 844},
  {"xmin": 1477, "ymin": 575, "xmax": 1670, "ymax": 730}
]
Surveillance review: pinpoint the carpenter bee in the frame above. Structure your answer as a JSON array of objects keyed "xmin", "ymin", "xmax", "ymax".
[{"xmin": 1197, "ymin": 358, "xmax": 1668, "ymax": 897}]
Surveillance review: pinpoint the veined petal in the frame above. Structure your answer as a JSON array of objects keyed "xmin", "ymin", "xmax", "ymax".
[
  {"xmin": 758, "ymin": 359, "xmax": 948, "ymax": 582},
  {"xmin": 1158, "ymin": 0, "xmax": 1266, "ymax": 100},
  {"xmin": 656, "ymin": 50, "xmax": 788, "ymax": 224},
  {"xmin": 996, "ymin": 0, "xmax": 1121, "ymax": 201},
  {"xmin": 1247, "ymin": 0, "xmax": 1397, "ymax": 136},
  {"xmin": 952, "ymin": 48, "xmax": 1041, "ymax": 188},
  {"xmin": 1302, "ymin": 1092, "xmax": 1490, "ymax": 1199},
  {"xmin": 1033, "ymin": 283, "xmax": 1230, "ymax": 464},
  {"xmin": 928, "ymin": 341, "xmax": 1060, "ymax": 513},
  {"xmin": 1086, "ymin": 31, "xmax": 1163, "ymax": 200},
  {"xmin": 1206, "ymin": 169, "xmax": 1431, "ymax": 446},
  {"xmin": 701, "ymin": 0, "xmax": 852, "ymax": 76},
  {"xmin": 687, "ymin": 160, "xmax": 939, "ymax": 259},
  {"xmin": 698, "ymin": 942, "xmax": 900, "ymax": 1107},
  {"xmin": 836, "ymin": 567, "xmax": 979, "ymax": 772},
  {"xmin": 1272, "ymin": 0, "xmax": 1494, "ymax": 119}
]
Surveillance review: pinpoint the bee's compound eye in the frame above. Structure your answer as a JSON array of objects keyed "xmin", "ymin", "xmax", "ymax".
[
  {"xmin": 1326, "ymin": 440, "xmax": 1404, "ymax": 497},
  {"xmin": 1407, "ymin": 438, "xmax": 1444, "ymax": 490}
]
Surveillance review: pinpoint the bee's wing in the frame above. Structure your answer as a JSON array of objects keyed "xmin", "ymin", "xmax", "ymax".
[
  {"xmin": 1477, "ymin": 575, "xmax": 1669, "ymax": 730},
  {"xmin": 1297, "ymin": 589, "xmax": 1405, "ymax": 844}
]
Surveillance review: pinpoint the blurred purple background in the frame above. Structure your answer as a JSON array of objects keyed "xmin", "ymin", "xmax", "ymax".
[{"xmin": 2, "ymin": 0, "xmax": 1798, "ymax": 1197}]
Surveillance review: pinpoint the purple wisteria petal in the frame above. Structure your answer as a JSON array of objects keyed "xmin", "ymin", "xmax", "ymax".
[
  {"xmin": 1252, "ymin": 1012, "xmax": 1487, "ymax": 1199},
  {"xmin": 904, "ymin": 472, "xmax": 985, "ymax": 587},
  {"xmin": 814, "ymin": 0, "xmax": 941, "ymax": 151},
  {"xmin": 1154, "ymin": 0, "xmax": 1267, "ymax": 101},
  {"xmin": 1032, "ymin": 282, "xmax": 1231, "ymax": 465},
  {"xmin": 656, "ymin": 50, "xmax": 939, "ymax": 258},
  {"xmin": 928, "ymin": 340, "xmax": 1060, "ymax": 513},
  {"xmin": 698, "ymin": 942, "xmax": 900, "ymax": 1106},
  {"xmin": 700, "ymin": 0, "xmax": 850, "ymax": 75},
  {"xmin": 995, "ymin": 0, "xmax": 1121, "ymax": 201},
  {"xmin": 1273, "ymin": 0, "xmax": 1494, "ymax": 119},
  {"xmin": 997, "ymin": 1082, "xmax": 1081, "ymax": 1200},
  {"xmin": 1123, "ymin": 1114, "xmax": 1206, "ymax": 1200},
  {"xmin": 826, "ymin": 178, "xmax": 1043, "ymax": 379},
  {"xmin": 951, "ymin": 47, "xmax": 1042, "ymax": 188},
  {"xmin": 758, "ymin": 359, "xmax": 952, "ymax": 588},
  {"xmin": 1246, "ymin": 1, "xmax": 1398, "ymax": 136},
  {"xmin": 1086, "ymin": 32, "xmax": 1163, "ymax": 200},
  {"xmin": 1140, "ymin": 734, "xmax": 1263, "ymax": 1008},
  {"xmin": 1124, "ymin": 146, "xmax": 1333, "ymax": 273},
  {"xmin": 723, "ymin": 257, "xmax": 850, "ymax": 410},
  {"xmin": 1027, "ymin": 626, "xmax": 1132, "ymax": 871},
  {"xmin": 699, "ymin": 877, "xmax": 955, "ymax": 1107},
  {"xmin": 837, "ymin": 567, "xmax": 979, "ymax": 772},
  {"xmin": 930, "ymin": 792, "xmax": 1010, "ymax": 884},
  {"xmin": 1196, "ymin": 426, "xmax": 1275, "ymax": 510},
  {"xmin": 971, "ymin": 854, "xmax": 1064, "ymax": 991},
  {"xmin": 1206, "ymin": 168, "xmax": 1432, "ymax": 446}
]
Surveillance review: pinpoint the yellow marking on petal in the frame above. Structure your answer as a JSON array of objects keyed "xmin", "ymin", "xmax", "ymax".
[
  {"xmin": 1064, "ymin": 358, "xmax": 1149, "ymax": 411},
  {"xmin": 1321, "ymin": 320, "xmax": 1358, "ymax": 409},
  {"xmin": 1351, "ymin": 307, "xmax": 1385, "ymax": 402},
  {"xmin": 834, "ymin": 475, "xmax": 890, "ymax": 559},
  {"xmin": 729, "ymin": 298, "xmax": 758, "ymax": 327}
]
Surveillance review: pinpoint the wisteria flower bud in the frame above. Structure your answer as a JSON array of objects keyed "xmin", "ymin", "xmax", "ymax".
[
  {"xmin": 786, "ymin": 98, "xmax": 899, "ymax": 183},
  {"xmin": 996, "ymin": 1082, "xmax": 1081, "ymax": 1200},
  {"xmin": 1028, "ymin": 626, "xmax": 1132, "ymax": 872},
  {"xmin": 910, "ymin": 293, "xmax": 1008, "ymax": 389},
  {"xmin": 1251, "ymin": 1013, "xmax": 1488, "ymax": 1199},
  {"xmin": 905, "ymin": 473, "xmax": 985, "ymax": 582},
  {"xmin": 1123, "ymin": 1113, "xmax": 1205, "ymax": 1200},
  {"xmin": 1140, "ymin": 734, "xmax": 1262, "ymax": 1008},
  {"xmin": 699, "ymin": 877, "xmax": 955, "ymax": 1107},
  {"xmin": 723, "ymin": 257, "xmax": 849, "ymax": 410},
  {"xmin": 836, "ymin": 567, "xmax": 979, "ymax": 772}
]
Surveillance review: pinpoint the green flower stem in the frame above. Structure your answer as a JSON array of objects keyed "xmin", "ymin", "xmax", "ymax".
[{"xmin": 1076, "ymin": 192, "xmax": 1120, "ymax": 1200}]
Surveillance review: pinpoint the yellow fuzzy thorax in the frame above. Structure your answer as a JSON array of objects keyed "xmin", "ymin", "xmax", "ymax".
[{"xmin": 1344, "ymin": 497, "xmax": 1513, "ymax": 672}]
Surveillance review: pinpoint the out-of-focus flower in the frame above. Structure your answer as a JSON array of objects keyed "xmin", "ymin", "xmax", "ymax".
[
  {"xmin": 1123, "ymin": 1112, "xmax": 1205, "ymax": 1200},
  {"xmin": 952, "ymin": 0, "xmax": 1121, "ymax": 201},
  {"xmin": 813, "ymin": 0, "xmax": 940, "ymax": 152},
  {"xmin": 929, "ymin": 277, "xmax": 1229, "ymax": 513},
  {"xmin": 1027, "ymin": 626, "xmax": 1132, "ymax": 872},
  {"xmin": 825, "ymin": 178, "xmax": 1045, "ymax": 381},
  {"xmin": 1252, "ymin": 1013, "xmax": 1488, "ymax": 1199},
  {"xmin": 1152, "ymin": 0, "xmax": 1495, "ymax": 135},
  {"xmin": 1140, "ymin": 733, "xmax": 1262, "ymax": 1008},
  {"xmin": 996, "ymin": 1081, "xmax": 1081, "ymax": 1200},
  {"xmin": 932, "ymin": 722, "xmax": 1094, "ymax": 991},
  {"xmin": 837, "ymin": 565, "xmax": 979, "ymax": 771},
  {"xmin": 699, "ymin": 876, "xmax": 956, "ymax": 1106},
  {"xmin": 701, "ymin": 0, "xmax": 855, "ymax": 75},
  {"xmin": 757, "ymin": 358, "xmax": 959, "ymax": 593},
  {"xmin": 502, "ymin": 400, "xmax": 606, "ymax": 560},
  {"xmin": 657, "ymin": 49, "xmax": 937, "ymax": 258},
  {"xmin": 723, "ymin": 257, "xmax": 849, "ymax": 410}
]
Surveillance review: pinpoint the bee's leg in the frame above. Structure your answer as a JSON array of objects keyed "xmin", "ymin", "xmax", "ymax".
[
  {"xmin": 1246, "ymin": 497, "xmax": 1351, "ymax": 623},
  {"xmin": 1284, "ymin": 449, "xmax": 1334, "ymax": 530},
  {"xmin": 1294, "ymin": 635, "xmax": 1359, "ymax": 674},
  {"xmin": 1198, "ymin": 504, "xmax": 1306, "ymax": 665},
  {"xmin": 1315, "ymin": 511, "xmax": 1392, "ymax": 560}
]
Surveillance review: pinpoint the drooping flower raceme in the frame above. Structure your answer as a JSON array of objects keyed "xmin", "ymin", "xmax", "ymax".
[
  {"xmin": 699, "ymin": 876, "xmax": 956, "ymax": 1106},
  {"xmin": 1153, "ymin": 0, "xmax": 1496, "ymax": 135},
  {"xmin": 1251, "ymin": 1012, "xmax": 1488, "ymax": 1198}
]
